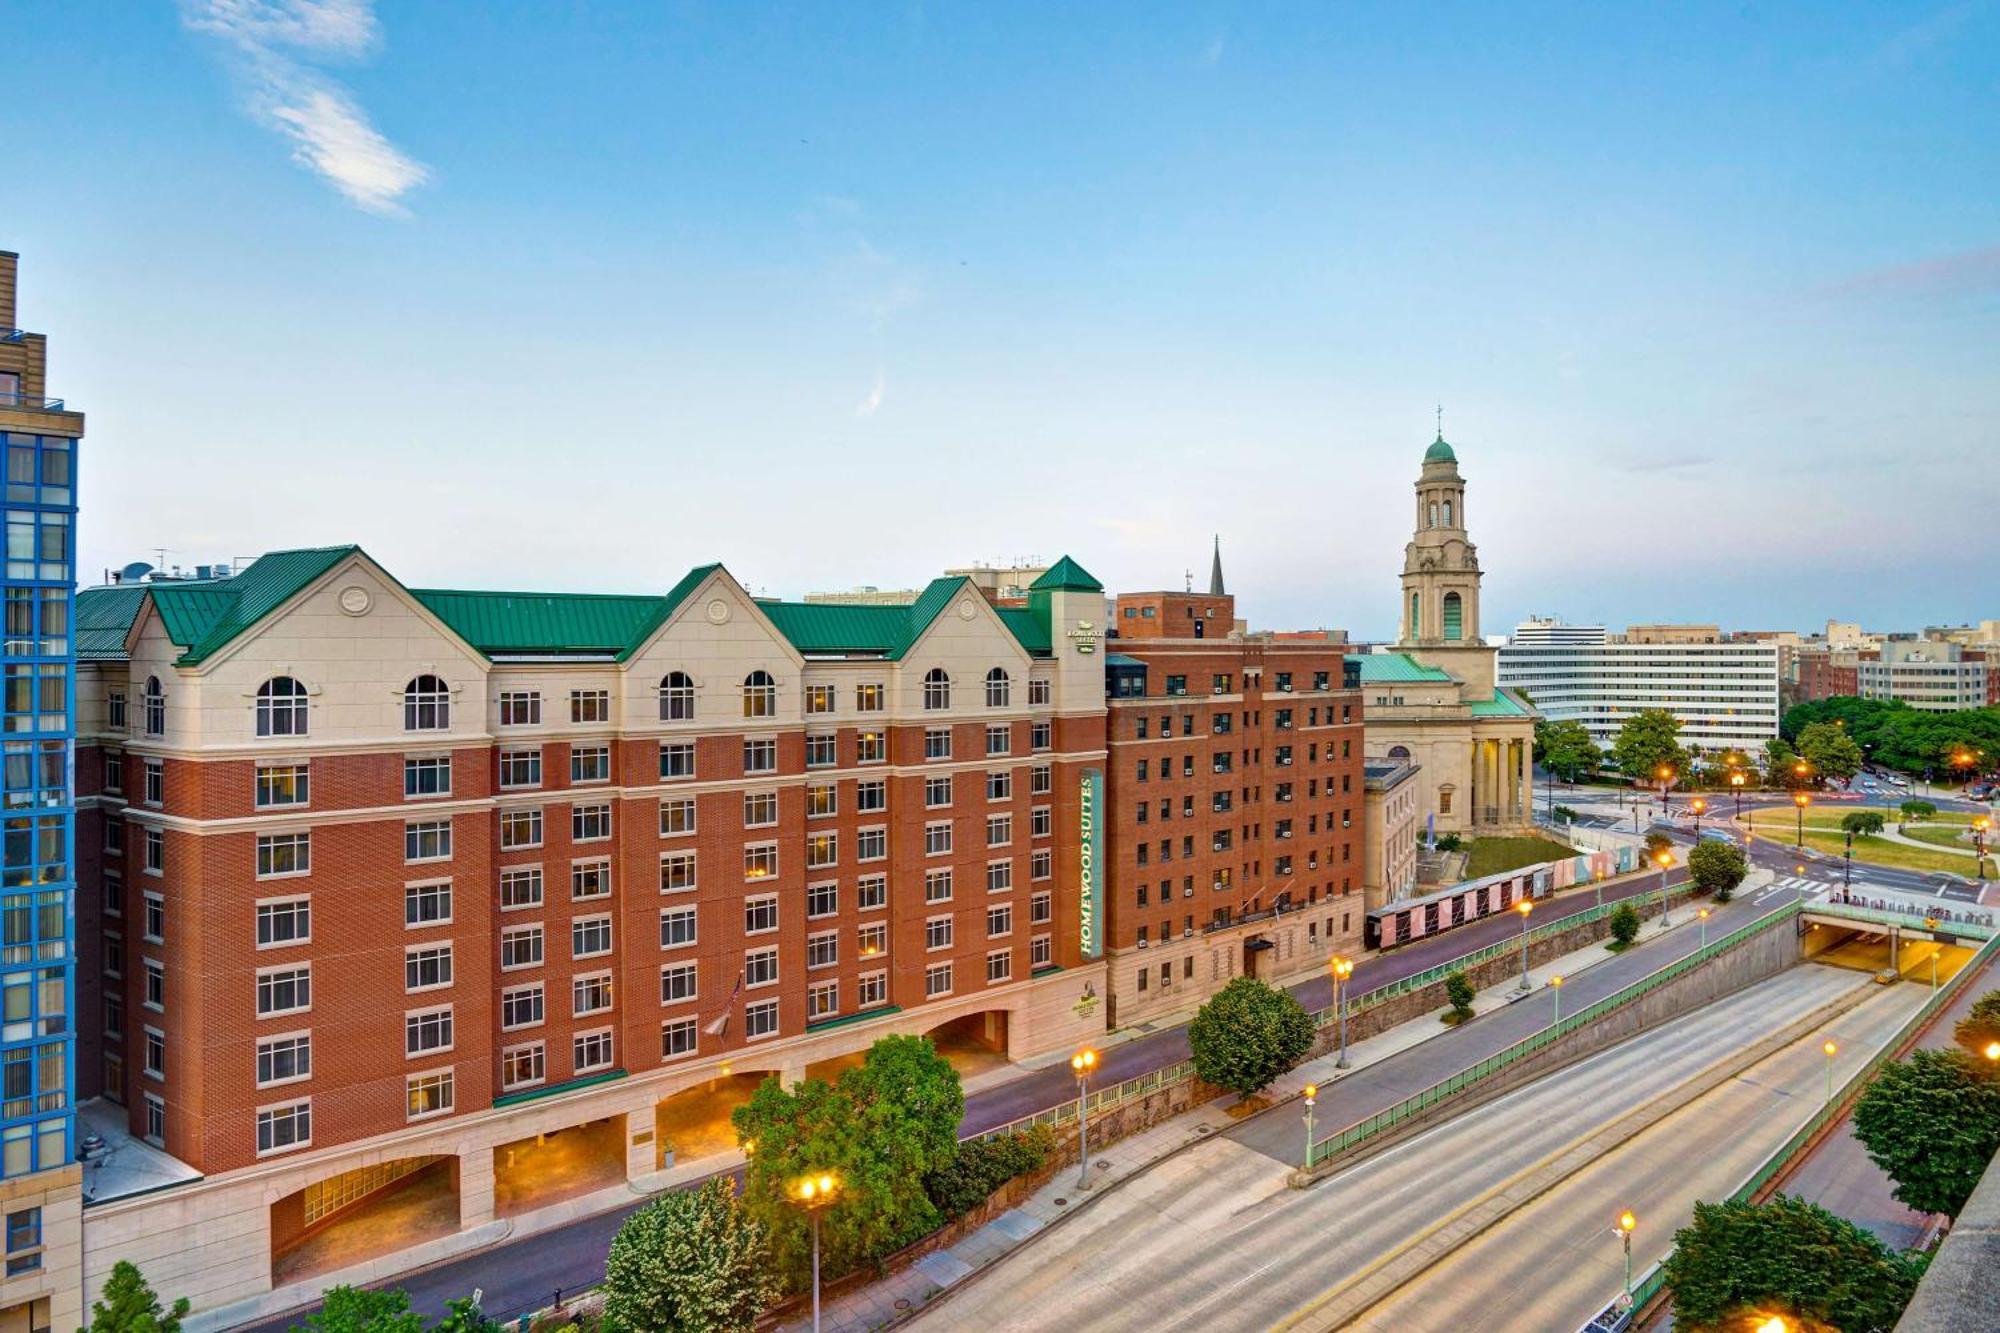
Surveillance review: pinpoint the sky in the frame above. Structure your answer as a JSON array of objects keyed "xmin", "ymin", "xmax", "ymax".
[{"xmin": 5, "ymin": 1, "xmax": 1998, "ymax": 640}]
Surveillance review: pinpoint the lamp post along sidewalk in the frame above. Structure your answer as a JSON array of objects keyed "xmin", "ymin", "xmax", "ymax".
[
  {"xmin": 1071, "ymin": 1048, "xmax": 1098, "ymax": 1189},
  {"xmin": 1615, "ymin": 1210, "xmax": 1637, "ymax": 1307},
  {"xmin": 1301, "ymin": 1083, "xmax": 1317, "ymax": 1170},
  {"xmin": 790, "ymin": 1173, "xmax": 841, "ymax": 1333},
  {"xmin": 1514, "ymin": 898, "xmax": 1533, "ymax": 992},
  {"xmin": 1655, "ymin": 851, "xmax": 1675, "ymax": 927},
  {"xmin": 1550, "ymin": 973, "xmax": 1564, "ymax": 1023},
  {"xmin": 1331, "ymin": 957, "xmax": 1353, "ymax": 1069}
]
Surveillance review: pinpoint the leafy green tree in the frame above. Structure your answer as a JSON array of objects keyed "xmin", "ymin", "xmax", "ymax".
[
  {"xmin": 1796, "ymin": 720, "xmax": 1864, "ymax": 785},
  {"xmin": 1663, "ymin": 1194, "xmax": 1923, "ymax": 1332},
  {"xmin": 288, "ymin": 1287, "xmax": 424, "ymax": 1333},
  {"xmin": 1444, "ymin": 970, "xmax": 1475, "ymax": 1022},
  {"xmin": 84, "ymin": 1261, "xmax": 190, "ymax": 1333},
  {"xmin": 429, "ymin": 1300, "xmax": 503, "ymax": 1333},
  {"xmin": 1853, "ymin": 1048, "xmax": 2000, "ymax": 1217},
  {"xmin": 1188, "ymin": 975, "xmax": 1315, "ymax": 1099},
  {"xmin": 1609, "ymin": 902, "xmax": 1641, "ymax": 948},
  {"xmin": 1902, "ymin": 799, "xmax": 1938, "ymax": 822},
  {"xmin": 732, "ymin": 1035, "xmax": 964, "ymax": 1291},
  {"xmin": 1764, "ymin": 736, "xmax": 1808, "ymax": 789},
  {"xmin": 922, "ymin": 1127, "xmax": 1054, "ymax": 1220},
  {"xmin": 600, "ymin": 1178, "xmax": 778, "ymax": 1333},
  {"xmin": 1687, "ymin": 839, "xmax": 1747, "ymax": 901},
  {"xmin": 1954, "ymin": 991, "xmax": 2000, "ymax": 1060},
  {"xmin": 1841, "ymin": 810, "xmax": 1886, "ymax": 838},
  {"xmin": 1642, "ymin": 830, "xmax": 1672, "ymax": 864},
  {"xmin": 1612, "ymin": 708, "xmax": 1684, "ymax": 786},
  {"xmin": 1533, "ymin": 719, "xmax": 1599, "ymax": 783}
]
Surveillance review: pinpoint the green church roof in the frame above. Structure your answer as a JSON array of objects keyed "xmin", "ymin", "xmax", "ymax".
[
  {"xmin": 1029, "ymin": 555, "xmax": 1102, "ymax": 593},
  {"xmin": 1355, "ymin": 652, "xmax": 1454, "ymax": 684},
  {"xmin": 1424, "ymin": 433, "xmax": 1457, "ymax": 464}
]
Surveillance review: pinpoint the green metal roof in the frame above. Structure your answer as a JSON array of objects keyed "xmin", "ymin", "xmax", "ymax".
[
  {"xmin": 1470, "ymin": 689, "xmax": 1533, "ymax": 718},
  {"xmin": 1029, "ymin": 555, "xmax": 1102, "ymax": 593},
  {"xmin": 75, "ymin": 584, "xmax": 147, "ymax": 661},
  {"xmin": 760, "ymin": 577, "xmax": 1052, "ymax": 659},
  {"xmin": 411, "ymin": 564, "xmax": 718, "ymax": 661},
  {"xmin": 1424, "ymin": 433, "xmax": 1458, "ymax": 464},
  {"xmin": 146, "ymin": 547, "xmax": 361, "ymax": 666},
  {"xmin": 1355, "ymin": 652, "xmax": 1453, "ymax": 684}
]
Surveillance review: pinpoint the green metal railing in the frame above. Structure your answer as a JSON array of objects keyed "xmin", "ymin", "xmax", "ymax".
[
  {"xmin": 1806, "ymin": 899, "xmax": 1998, "ymax": 940},
  {"xmin": 1603, "ymin": 919, "xmax": 2000, "ymax": 1326},
  {"xmin": 966, "ymin": 1060, "xmax": 1196, "ymax": 1143},
  {"xmin": 1306, "ymin": 902, "xmax": 1800, "ymax": 1169},
  {"xmin": 1313, "ymin": 884, "xmax": 1700, "ymax": 1028}
]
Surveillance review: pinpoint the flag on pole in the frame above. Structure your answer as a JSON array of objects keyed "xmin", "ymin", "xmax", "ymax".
[{"xmin": 704, "ymin": 973, "xmax": 743, "ymax": 1038}]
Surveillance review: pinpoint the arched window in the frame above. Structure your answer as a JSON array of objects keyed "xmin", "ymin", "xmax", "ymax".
[
  {"xmin": 142, "ymin": 675, "xmax": 165, "ymax": 737},
  {"xmin": 1442, "ymin": 499, "xmax": 1454, "ymax": 527},
  {"xmin": 923, "ymin": 668, "xmax": 951, "ymax": 711},
  {"xmin": 403, "ymin": 675, "xmax": 450, "ymax": 731},
  {"xmin": 1410, "ymin": 593, "xmax": 1421, "ymax": 636},
  {"xmin": 742, "ymin": 670, "xmax": 777, "ymax": 719},
  {"xmin": 256, "ymin": 676, "xmax": 309, "ymax": 737},
  {"xmin": 984, "ymin": 668, "xmax": 1010, "ymax": 709},
  {"xmin": 659, "ymin": 671, "xmax": 694, "ymax": 721},
  {"xmin": 1443, "ymin": 591, "xmax": 1463, "ymax": 641},
  {"xmin": 1427, "ymin": 501, "xmax": 1438, "ymax": 528},
  {"xmin": 1387, "ymin": 745, "xmax": 1412, "ymax": 760}
]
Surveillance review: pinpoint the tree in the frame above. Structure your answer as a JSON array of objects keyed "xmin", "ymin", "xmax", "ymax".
[
  {"xmin": 733, "ymin": 1035, "xmax": 965, "ymax": 1292},
  {"xmin": 1765, "ymin": 737, "xmax": 1808, "ymax": 789},
  {"xmin": 1796, "ymin": 721, "xmax": 1864, "ymax": 785},
  {"xmin": 923, "ymin": 1127, "xmax": 1054, "ymax": 1220},
  {"xmin": 601, "ymin": 1178, "xmax": 778, "ymax": 1333},
  {"xmin": 1533, "ymin": 719, "xmax": 1599, "ymax": 783},
  {"xmin": 1188, "ymin": 975, "xmax": 1315, "ymax": 1099},
  {"xmin": 1954, "ymin": 991, "xmax": 2000, "ymax": 1060},
  {"xmin": 1609, "ymin": 903, "xmax": 1641, "ymax": 948},
  {"xmin": 1687, "ymin": 839, "xmax": 1747, "ymax": 901},
  {"xmin": 1902, "ymin": 799, "xmax": 1938, "ymax": 822},
  {"xmin": 1444, "ymin": 970, "xmax": 1475, "ymax": 1022},
  {"xmin": 1853, "ymin": 1048, "xmax": 2000, "ymax": 1218},
  {"xmin": 1663, "ymin": 1194, "xmax": 1924, "ymax": 1332},
  {"xmin": 289, "ymin": 1287, "xmax": 424, "ymax": 1333},
  {"xmin": 1841, "ymin": 810, "xmax": 1886, "ymax": 839},
  {"xmin": 429, "ymin": 1300, "xmax": 503, "ymax": 1333},
  {"xmin": 1642, "ymin": 830, "xmax": 1672, "ymax": 865},
  {"xmin": 84, "ymin": 1261, "xmax": 190, "ymax": 1333},
  {"xmin": 1612, "ymin": 708, "xmax": 1684, "ymax": 785}
]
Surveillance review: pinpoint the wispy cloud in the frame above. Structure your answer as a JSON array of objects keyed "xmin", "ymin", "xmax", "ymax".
[
  {"xmin": 1820, "ymin": 244, "xmax": 2000, "ymax": 300},
  {"xmin": 184, "ymin": 0, "xmax": 429, "ymax": 216},
  {"xmin": 856, "ymin": 370, "xmax": 886, "ymax": 419}
]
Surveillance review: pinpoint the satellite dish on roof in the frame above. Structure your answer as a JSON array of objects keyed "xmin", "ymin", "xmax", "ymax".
[{"xmin": 120, "ymin": 562, "xmax": 154, "ymax": 584}]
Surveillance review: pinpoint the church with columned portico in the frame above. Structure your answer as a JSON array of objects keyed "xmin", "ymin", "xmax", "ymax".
[{"xmin": 1360, "ymin": 428, "xmax": 1538, "ymax": 842}]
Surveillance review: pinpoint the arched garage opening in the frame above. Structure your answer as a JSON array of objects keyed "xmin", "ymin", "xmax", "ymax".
[
  {"xmin": 271, "ymin": 1155, "xmax": 458, "ymax": 1285},
  {"xmin": 924, "ymin": 1011, "xmax": 1012, "ymax": 1078},
  {"xmin": 653, "ymin": 1070, "xmax": 778, "ymax": 1170}
]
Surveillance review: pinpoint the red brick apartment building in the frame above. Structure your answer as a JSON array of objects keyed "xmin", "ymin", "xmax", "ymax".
[
  {"xmin": 1103, "ymin": 590, "xmax": 1366, "ymax": 1027},
  {"xmin": 67, "ymin": 547, "xmax": 1111, "ymax": 1323}
]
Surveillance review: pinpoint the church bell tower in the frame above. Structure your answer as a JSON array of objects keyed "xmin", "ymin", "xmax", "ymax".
[{"xmin": 1397, "ymin": 426, "xmax": 1482, "ymax": 647}]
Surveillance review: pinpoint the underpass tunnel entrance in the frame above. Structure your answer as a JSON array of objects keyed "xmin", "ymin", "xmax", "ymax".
[
  {"xmin": 492, "ymin": 1115, "xmax": 625, "ymax": 1218},
  {"xmin": 1803, "ymin": 920, "xmax": 1980, "ymax": 985},
  {"xmin": 271, "ymin": 1155, "xmax": 458, "ymax": 1286}
]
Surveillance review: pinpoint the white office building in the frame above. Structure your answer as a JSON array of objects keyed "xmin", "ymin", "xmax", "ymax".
[
  {"xmin": 1498, "ymin": 627, "xmax": 1781, "ymax": 754},
  {"xmin": 1511, "ymin": 616, "xmax": 1609, "ymax": 647},
  {"xmin": 1858, "ymin": 641, "xmax": 1988, "ymax": 712}
]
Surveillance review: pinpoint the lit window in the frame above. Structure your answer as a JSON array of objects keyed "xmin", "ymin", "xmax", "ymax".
[{"xmin": 256, "ymin": 677, "xmax": 309, "ymax": 737}]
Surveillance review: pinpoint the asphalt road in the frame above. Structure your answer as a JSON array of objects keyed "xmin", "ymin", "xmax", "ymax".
[
  {"xmin": 913, "ymin": 961, "xmax": 1875, "ymax": 1332},
  {"xmin": 1342, "ymin": 979, "xmax": 1929, "ymax": 1333}
]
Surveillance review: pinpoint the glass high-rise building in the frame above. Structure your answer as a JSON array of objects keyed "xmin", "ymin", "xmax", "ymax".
[{"xmin": 0, "ymin": 249, "xmax": 84, "ymax": 1333}]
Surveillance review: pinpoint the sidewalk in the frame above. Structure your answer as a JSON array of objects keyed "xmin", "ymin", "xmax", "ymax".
[{"xmin": 776, "ymin": 900, "xmax": 1705, "ymax": 1332}]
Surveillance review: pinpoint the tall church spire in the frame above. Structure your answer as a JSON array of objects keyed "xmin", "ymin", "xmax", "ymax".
[
  {"xmin": 1398, "ymin": 428, "xmax": 1480, "ymax": 646},
  {"xmin": 1209, "ymin": 535, "xmax": 1225, "ymax": 596}
]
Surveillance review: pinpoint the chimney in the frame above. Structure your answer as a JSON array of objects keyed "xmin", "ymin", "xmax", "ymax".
[{"xmin": 0, "ymin": 251, "xmax": 17, "ymax": 331}]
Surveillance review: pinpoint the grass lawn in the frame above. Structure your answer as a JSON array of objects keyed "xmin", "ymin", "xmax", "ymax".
[
  {"xmin": 1743, "ymin": 809, "xmax": 1985, "ymax": 876},
  {"xmin": 1463, "ymin": 834, "xmax": 1575, "ymax": 878},
  {"xmin": 1902, "ymin": 825, "xmax": 1981, "ymax": 850}
]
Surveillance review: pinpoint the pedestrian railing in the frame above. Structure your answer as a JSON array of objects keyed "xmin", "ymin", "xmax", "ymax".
[
  {"xmin": 1587, "ymin": 913, "xmax": 2000, "ymax": 1328},
  {"xmin": 965, "ymin": 1059, "xmax": 1197, "ymax": 1143},
  {"xmin": 1806, "ymin": 899, "xmax": 1998, "ymax": 940},
  {"xmin": 1306, "ymin": 902, "xmax": 1800, "ymax": 1169},
  {"xmin": 1310, "ymin": 883, "xmax": 1701, "ymax": 1029}
]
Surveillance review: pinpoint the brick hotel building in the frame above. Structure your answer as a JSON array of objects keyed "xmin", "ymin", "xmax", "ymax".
[
  {"xmin": 1101, "ymin": 588, "xmax": 1366, "ymax": 1027},
  {"xmin": 69, "ymin": 549, "xmax": 1111, "ymax": 1322}
]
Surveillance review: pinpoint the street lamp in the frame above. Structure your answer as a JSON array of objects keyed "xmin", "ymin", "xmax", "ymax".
[
  {"xmin": 1925, "ymin": 918, "xmax": 1941, "ymax": 992},
  {"xmin": 1615, "ymin": 1210, "xmax": 1637, "ymax": 1307},
  {"xmin": 1985, "ymin": 1040, "xmax": 2000, "ymax": 1063},
  {"xmin": 1843, "ymin": 826, "xmax": 1854, "ymax": 889},
  {"xmin": 1656, "ymin": 764, "xmax": 1676, "ymax": 820},
  {"xmin": 1331, "ymin": 956, "xmax": 1354, "ymax": 1069},
  {"xmin": 1697, "ymin": 906, "xmax": 1710, "ymax": 949},
  {"xmin": 1977, "ymin": 816, "xmax": 1991, "ymax": 882},
  {"xmin": 1071, "ymin": 1048, "xmax": 1098, "ymax": 1189},
  {"xmin": 1514, "ymin": 898, "xmax": 1534, "ymax": 992},
  {"xmin": 1758, "ymin": 1318, "xmax": 1788, "ymax": 1333},
  {"xmin": 1655, "ymin": 850, "xmax": 1675, "ymax": 927},
  {"xmin": 1301, "ymin": 1082, "xmax": 1317, "ymax": 1170},
  {"xmin": 1689, "ymin": 797, "xmax": 1706, "ymax": 839},
  {"xmin": 1550, "ymin": 973, "xmax": 1564, "ymax": 1023},
  {"xmin": 1593, "ymin": 864, "xmax": 1606, "ymax": 911},
  {"xmin": 1823, "ymin": 1040, "xmax": 1838, "ymax": 1105},
  {"xmin": 791, "ymin": 1172, "xmax": 841, "ymax": 1333},
  {"xmin": 1794, "ymin": 791, "xmax": 1811, "ymax": 848},
  {"xmin": 1730, "ymin": 769, "xmax": 1746, "ymax": 823}
]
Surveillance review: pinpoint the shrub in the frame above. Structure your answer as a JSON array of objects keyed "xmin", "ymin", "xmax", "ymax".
[
  {"xmin": 1189, "ymin": 976, "xmax": 1315, "ymax": 1099},
  {"xmin": 601, "ymin": 1177, "xmax": 777, "ymax": 1333},
  {"xmin": 1687, "ymin": 839, "xmax": 1747, "ymax": 902},
  {"xmin": 290, "ymin": 1287, "xmax": 424, "ymax": 1333},
  {"xmin": 1609, "ymin": 903, "xmax": 1641, "ymax": 948},
  {"xmin": 86, "ymin": 1261, "xmax": 190, "ymax": 1333},
  {"xmin": 923, "ymin": 1126, "xmax": 1055, "ymax": 1220},
  {"xmin": 1444, "ymin": 970, "xmax": 1475, "ymax": 1022}
]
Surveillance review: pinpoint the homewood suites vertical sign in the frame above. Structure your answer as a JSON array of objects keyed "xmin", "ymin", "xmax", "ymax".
[{"xmin": 1079, "ymin": 767, "xmax": 1103, "ymax": 959}]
